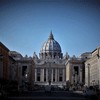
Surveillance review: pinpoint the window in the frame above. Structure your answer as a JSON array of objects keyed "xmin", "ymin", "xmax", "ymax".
[
  {"xmin": 74, "ymin": 66, "xmax": 79, "ymax": 75},
  {"xmin": 53, "ymin": 69, "xmax": 55, "ymax": 82},
  {"xmin": 59, "ymin": 77, "xmax": 62, "ymax": 81},
  {"xmin": 44, "ymin": 68, "xmax": 46, "ymax": 82},
  {"xmin": 45, "ymin": 53, "xmax": 47, "ymax": 56},
  {"xmin": 22, "ymin": 66, "xmax": 27, "ymax": 76},
  {"xmin": 59, "ymin": 69, "xmax": 63, "ymax": 81},
  {"xmin": 37, "ymin": 76, "xmax": 40, "ymax": 81},
  {"xmin": 59, "ymin": 69, "xmax": 63, "ymax": 77}
]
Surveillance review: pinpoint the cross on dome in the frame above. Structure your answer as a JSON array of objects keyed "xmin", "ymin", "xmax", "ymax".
[{"xmin": 49, "ymin": 31, "xmax": 54, "ymax": 40}]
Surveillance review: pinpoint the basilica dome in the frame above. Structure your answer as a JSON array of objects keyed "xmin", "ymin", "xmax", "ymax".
[{"xmin": 40, "ymin": 32, "xmax": 63, "ymax": 59}]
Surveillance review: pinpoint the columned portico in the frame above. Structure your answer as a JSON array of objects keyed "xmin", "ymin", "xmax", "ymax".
[
  {"xmin": 34, "ymin": 67, "xmax": 66, "ymax": 86},
  {"xmin": 33, "ymin": 33, "xmax": 67, "ymax": 86}
]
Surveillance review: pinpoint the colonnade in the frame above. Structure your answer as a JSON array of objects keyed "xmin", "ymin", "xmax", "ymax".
[{"xmin": 35, "ymin": 68, "xmax": 65, "ymax": 83}]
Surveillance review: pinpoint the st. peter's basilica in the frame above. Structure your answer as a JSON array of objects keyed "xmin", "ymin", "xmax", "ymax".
[{"xmin": 0, "ymin": 32, "xmax": 100, "ymax": 90}]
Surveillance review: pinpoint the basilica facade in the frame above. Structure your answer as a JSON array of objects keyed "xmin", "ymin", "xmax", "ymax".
[
  {"xmin": 33, "ymin": 32, "xmax": 68, "ymax": 86},
  {"xmin": 2, "ymin": 32, "xmax": 98, "ymax": 90}
]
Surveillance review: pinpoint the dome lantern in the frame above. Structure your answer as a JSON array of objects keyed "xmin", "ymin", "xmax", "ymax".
[{"xmin": 48, "ymin": 31, "xmax": 54, "ymax": 40}]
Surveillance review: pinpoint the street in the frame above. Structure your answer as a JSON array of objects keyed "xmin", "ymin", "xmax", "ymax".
[{"xmin": 7, "ymin": 91, "xmax": 89, "ymax": 100}]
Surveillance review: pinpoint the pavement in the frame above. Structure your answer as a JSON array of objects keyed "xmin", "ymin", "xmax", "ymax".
[
  {"xmin": 4, "ymin": 90, "xmax": 89, "ymax": 100},
  {"xmin": 8, "ymin": 96, "xmax": 88, "ymax": 100}
]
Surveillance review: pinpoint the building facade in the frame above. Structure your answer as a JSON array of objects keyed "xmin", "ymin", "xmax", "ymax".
[
  {"xmin": 66, "ymin": 57, "xmax": 84, "ymax": 86},
  {"xmin": 0, "ymin": 42, "xmax": 10, "ymax": 80},
  {"xmin": 9, "ymin": 51, "xmax": 34, "ymax": 89},
  {"xmin": 1, "ymin": 32, "xmax": 100, "ymax": 89},
  {"xmin": 85, "ymin": 47, "xmax": 100, "ymax": 88},
  {"xmin": 65, "ymin": 52, "xmax": 91, "ymax": 88}
]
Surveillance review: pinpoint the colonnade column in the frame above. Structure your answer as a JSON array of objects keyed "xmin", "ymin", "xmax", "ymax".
[
  {"xmin": 63, "ymin": 69, "xmax": 65, "ymax": 81},
  {"xmin": 71, "ymin": 68, "xmax": 74, "ymax": 84},
  {"xmin": 80, "ymin": 68, "xmax": 82, "ymax": 84},
  {"xmin": 41, "ymin": 69, "xmax": 44, "ymax": 82},
  {"xmin": 57, "ymin": 69, "xmax": 59, "ymax": 82},
  {"xmin": 88, "ymin": 64, "xmax": 90, "ymax": 87},
  {"xmin": 46, "ymin": 69, "xmax": 48, "ymax": 82},
  {"xmin": 55, "ymin": 69, "xmax": 57, "ymax": 82},
  {"xmin": 51, "ymin": 69, "xmax": 53, "ymax": 82},
  {"xmin": 35, "ymin": 69, "xmax": 37, "ymax": 82}
]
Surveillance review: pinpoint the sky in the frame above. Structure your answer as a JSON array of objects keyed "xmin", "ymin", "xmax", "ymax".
[{"xmin": 0, "ymin": 0, "xmax": 100, "ymax": 57}]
